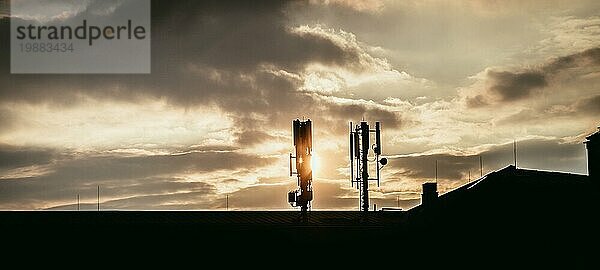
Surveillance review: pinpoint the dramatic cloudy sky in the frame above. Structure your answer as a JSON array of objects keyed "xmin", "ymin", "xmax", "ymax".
[{"xmin": 0, "ymin": 0, "xmax": 598, "ymax": 210}]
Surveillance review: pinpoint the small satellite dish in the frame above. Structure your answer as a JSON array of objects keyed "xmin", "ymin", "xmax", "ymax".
[{"xmin": 379, "ymin": 157, "xmax": 388, "ymax": 166}]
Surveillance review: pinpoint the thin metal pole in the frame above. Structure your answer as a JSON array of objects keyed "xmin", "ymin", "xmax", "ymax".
[
  {"xmin": 356, "ymin": 179, "xmax": 359, "ymax": 210},
  {"xmin": 77, "ymin": 194, "xmax": 80, "ymax": 211},
  {"xmin": 435, "ymin": 160, "xmax": 438, "ymax": 183},
  {"xmin": 226, "ymin": 194, "xmax": 229, "ymax": 211},
  {"xmin": 514, "ymin": 140, "xmax": 517, "ymax": 167},
  {"xmin": 479, "ymin": 155, "xmax": 483, "ymax": 177},
  {"xmin": 97, "ymin": 185, "xmax": 100, "ymax": 211}
]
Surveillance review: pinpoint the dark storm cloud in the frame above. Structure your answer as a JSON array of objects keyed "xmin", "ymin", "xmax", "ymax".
[
  {"xmin": 0, "ymin": 148, "xmax": 275, "ymax": 209},
  {"xmin": 0, "ymin": 1, "xmax": 403, "ymax": 147},
  {"xmin": 495, "ymin": 94, "xmax": 600, "ymax": 125},
  {"xmin": 46, "ymin": 151, "xmax": 276, "ymax": 182},
  {"xmin": 468, "ymin": 47, "xmax": 600, "ymax": 106},
  {"xmin": 465, "ymin": 94, "xmax": 488, "ymax": 108},
  {"xmin": 235, "ymin": 130, "xmax": 277, "ymax": 146},
  {"xmin": 574, "ymin": 94, "xmax": 600, "ymax": 114},
  {"xmin": 487, "ymin": 71, "xmax": 547, "ymax": 101},
  {"xmin": 0, "ymin": 0, "xmax": 363, "ymax": 104},
  {"xmin": 543, "ymin": 47, "xmax": 600, "ymax": 73},
  {"xmin": 0, "ymin": 144, "xmax": 57, "ymax": 170},
  {"xmin": 328, "ymin": 103, "xmax": 401, "ymax": 128},
  {"xmin": 148, "ymin": 1, "xmax": 362, "ymax": 72}
]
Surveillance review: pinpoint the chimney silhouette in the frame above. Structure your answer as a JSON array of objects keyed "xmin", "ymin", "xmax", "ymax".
[
  {"xmin": 421, "ymin": 182, "xmax": 438, "ymax": 208},
  {"xmin": 585, "ymin": 127, "xmax": 600, "ymax": 180}
]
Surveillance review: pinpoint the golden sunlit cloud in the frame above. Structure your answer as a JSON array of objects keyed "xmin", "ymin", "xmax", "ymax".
[{"xmin": 0, "ymin": 98, "xmax": 234, "ymax": 150}]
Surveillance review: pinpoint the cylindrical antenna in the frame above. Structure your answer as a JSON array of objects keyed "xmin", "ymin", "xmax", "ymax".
[
  {"xmin": 349, "ymin": 124, "xmax": 354, "ymax": 161},
  {"xmin": 354, "ymin": 130, "xmax": 360, "ymax": 159},
  {"xmin": 97, "ymin": 185, "xmax": 100, "ymax": 211},
  {"xmin": 306, "ymin": 119, "xmax": 312, "ymax": 151},
  {"xmin": 375, "ymin": 122, "xmax": 381, "ymax": 155},
  {"xmin": 349, "ymin": 122, "xmax": 354, "ymax": 187},
  {"xmin": 293, "ymin": 119, "xmax": 300, "ymax": 146},
  {"xmin": 375, "ymin": 121, "xmax": 381, "ymax": 187},
  {"xmin": 354, "ymin": 126, "xmax": 360, "ymax": 190}
]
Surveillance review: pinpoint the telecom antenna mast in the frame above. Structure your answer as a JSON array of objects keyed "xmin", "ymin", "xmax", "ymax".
[
  {"xmin": 349, "ymin": 121, "xmax": 387, "ymax": 211},
  {"xmin": 288, "ymin": 119, "xmax": 314, "ymax": 213}
]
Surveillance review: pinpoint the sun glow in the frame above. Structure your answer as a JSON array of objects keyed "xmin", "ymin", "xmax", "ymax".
[{"xmin": 311, "ymin": 153, "xmax": 321, "ymax": 175}]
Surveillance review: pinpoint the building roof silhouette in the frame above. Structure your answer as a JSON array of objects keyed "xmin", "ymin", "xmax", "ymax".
[
  {"xmin": 405, "ymin": 165, "xmax": 597, "ymax": 235},
  {"xmin": 411, "ymin": 165, "xmax": 592, "ymax": 212}
]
